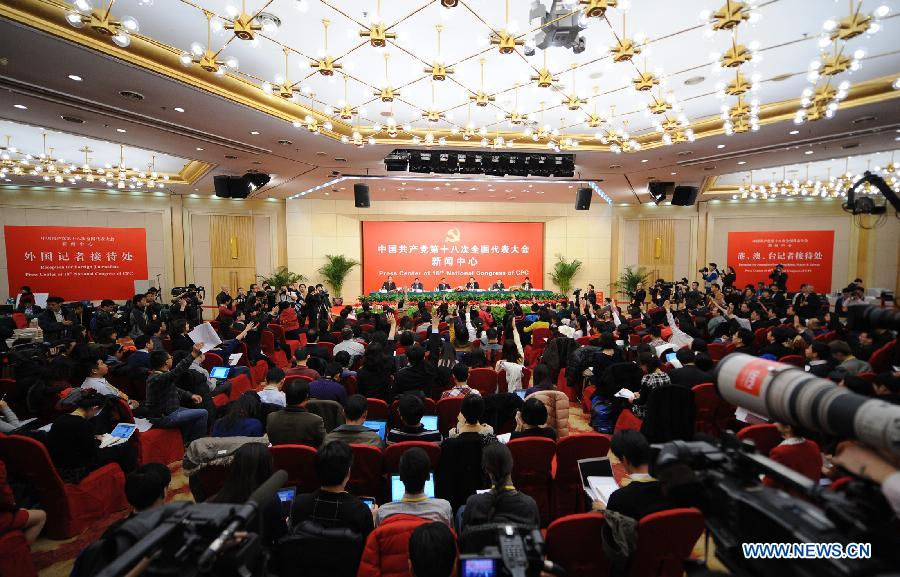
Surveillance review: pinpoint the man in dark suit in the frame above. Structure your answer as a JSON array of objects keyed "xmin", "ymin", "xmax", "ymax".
[
  {"xmin": 381, "ymin": 276, "xmax": 397, "ymax": 291},
  {"xmin": 37, "ymin": 296, "xmax": 77, "ymax": 341},
  {"xmin": 126, "ymin": 335, "xmax": 154, "ymax": 369},
  {"xmin": 490, "ymin": 278, "xmax": 506, "ymax": 290},
  {"xmin": 266, "ymin": 379, "xmax": 326, "ymax": 447},
  {"xmin": 668, "ymin": 349, "xmax": 713, "ymax": 388},
  {"xmin": 410, "ymin": 277, "xmax": 425, "ymax": 291},
  {"xmin": 437, "ymin": 277, "xmax": 452, "ymax": 291},
  {"xmin": 597, "ymin": 430, "xmax": 674, "ymax": 519},
  {"xmin": 521, "ymin": 277, "xmax": 534, "ymax": 290},
  {"xmin": 805, "ymin": 341, "xmax": 833, "ymax": 377},
  {"xmin": 796, "ymin": 284, "xmax": 822, "ymax": 320},
  {"xmin": 769, "ymin": 264, "xmax": 788, "ymax": 292},
  {"xmin": 465, "ymin": 277, "xmax": 479, "ymax": 290},
  {"xmin": 393, "ymin": 344, "xmax": 436, "ymax": 399}
]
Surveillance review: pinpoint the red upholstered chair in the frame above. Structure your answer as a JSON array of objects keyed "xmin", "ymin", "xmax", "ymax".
[
  {"xmin": 11, "ymin": 313, "xmax": 27, "ymax": 329},
  {"xmin": 556, "ymin": 368, "xmax": 578, "ymax": 402},
  {"xmin": 343, "ymin": 374, "xmax": 358, "ymax": 396},
  {"xmin": 269, "ymin": 349, "xmax": 290, "ymax": 369},
  {"xmin": 628, "ymin": 334, "xmax": 642, "ymax": 347},
  {"xmin": 161, "ymin": 337, "xmax": 173, "ymax": 354},
  {"xmin": 614, "ymin": 409, "xmax": 643, "ymax": 433},
  {"xmin": 691, "ymin": 383, "xmax": 720, "ymax": 437},
  {"xmin": 360, "ymin": 323, "xmax": 375, "ymax": 333},
  {"xmin": 250, "ymin": 360, "xmax": 268, "ymax": 387},
  {"xmin": 545, "ymin": 513, "xmax": 609, "ymax": 577},
  {"xmin": 737, "ymin": 423, "xmax": 782, "ymax": 456},
  {"xmin": 384, "ymin": 441, "xmax": 441, "ymax": 476},
  {"xmin": 201, "ymin": 352, "xmax": 224, "ymax": 372},
  {"xmin": 469, "ymin": 368, "xmax": 498, "ymax": 396},
  {"xmin": 708, "ymin": 343, "xmax": 729, "ymax": 362},
  {"xmin": 115, "ymin": 398, "xmax": 184, "ymax": 465},
  {"xmin": 260, "ymin": 330, "xmax": 276, "ymax": 356},
  {"xmin": 777, "ymin": 355, "xmax": 805, "ymax": 368},
  {"xmin": 194, "ymin": 464, "xmax": 229, "ymax": 499},
  {"xmin": 348, "ymin": 444, "xmax": 384, "ymax": 501},
  {"xmin": 285, "ymin": 374, "xmax": 313, "ymax": 385},
  {"xmin": 869, "ymin": 339, "xmax": 896, "ymax": 373},
  {"xmin": 626, "ymin": 508, "xmax": 705, "ymax": 577},
  {"xmin": 815, "ymin": 330, "xmax": 837, "ymax": 343},
  {"xmin": 0, "ymin": 433, "xmax": 128, "ymax": 539},
  {"xmin": 228, "ymin": 373, "xmax": 253, "ymax": 401},
  {"xmin": 357, "ymin": 514, "xmax": 430, "ymax": 577},
  {"xmin": 857, "ymin": 372, "xmax": 876, "ymax": 383},
  {"xmin": 0, "ymin": 531, "xmax": 38, "ymax": 577},
  {"xmin": 507, "ymin": 437, "xmax": 556, "ymax": 526},
  {"xmin": 317, "ymin": 342, "xmax": 336, "ymax": 355},
  {"xmin": 552, "ymin": 433, "xmax": 611, "ymax": 519},
  {"xmin": 268, "ymin": 323, "xmax": 286, "ymax": 343},
  {"xmin": 366, "ymin": 398, "xmax": 389, "ymax": 421},
  {"xmin": 531, "ymin": 327, "xmax": 552, "ymax": 348},
  {"xmin": 271, "ymin": 444, "xmax": 319, "ymax": 494},
  {"xmin": 753, "ymin": 327, "xmax": 769, "ymax": 347},
  {"xmin": 436, "ymin": 396, "xmax": 464, "ymax": 437},
  {"xmin": 576, "ymin": 336, "xmax": 593, "ymax": 346}
]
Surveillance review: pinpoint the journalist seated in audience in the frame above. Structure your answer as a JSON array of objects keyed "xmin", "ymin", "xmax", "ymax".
[
  {"xmin": 124, "ymin": 463, "xmax": 172, "ymax": 514},
  {"xmin": 461, "ymin": 443, "xmax": 540, "ymax": 530},
  {"xmin": 872, "ymin": 372, "xmax": 900, "ymax": 404},
  {"xmin": 209, "ymin": 443, "xmax": 286, "ymax": 545},
  {"xmin": 805, "ymin": 341, "xmax": 834, "ymax": 378},
  {"xmin": 145, "ymin": 342, "xmax": 209, "ymax": 445},
  {"xmin": 80, "ymin": 354, "xmax": 139, "ymax": 408},
  {"xmin": 291, "ymin": 440, "xmax": 375, "ymax": 537},
  {"xmin": 285, "ymin": 347, "xmax": 321, "ymax": 381},
  {"xmin": 375, "ymin": 447, "xmax": 453, "ymax": 527},
  {"xmin": 0, "ymin": 398, "xmax": 22, "ymax": 434},
  {"xmin": 48, "ymin": 390, "xmax": 138, "ymax": 483},
  {"xmin": 387, "ymin": 394, "xmax": 442, "ymax": 445},
  {"xmin": 308, "ymin": 362, "xmax": 349, "ymax": 406},
  {"xmin": 409, "ymin": 522, "xmax": 458, "ymax": 577},
  {"xmin": 509, "ymin": 397, "xmax": 557, "ymax": 441},
  {"xmin": 266, "ymin": 378, "xmax": 326, "ymax": 447},
  {"xmin": 212, "ymin": 393, "xmax": 264, "ymax": 438},
  {"xmin": 257, "ymin": 367, "xmax": 287, "ymax": 407},
  {"xmin": 592, "ymin": 430, "xmax": 675, "ymax": 519},
  {"xmin": 323, "ymin": 394, "xmax": 384, "ymax": 448},
  {"xmin": 0, "ymin": 460, "xmax": 47, "ymax": 545},
  {"xmin": 447, "ymin": 393, "xmax": 496, "ymax": 443},
  {"xmin": 667, "ymin": 349, "xmax": 712, "ymax": 389},
  {"xmin": 764, "ymin": 422, "xmax": 822, "ymax": 487}
]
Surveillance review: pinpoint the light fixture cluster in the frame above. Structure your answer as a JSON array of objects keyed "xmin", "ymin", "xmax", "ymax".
[
  {"xmin": 180, "ymin": 11, "xmax": 239, "ymax": 76},
  {"xmin": 794, "ymin": 2, "xmax": 888, "ymax": 124},
  {"xmin": 730, "ymin": 159, "xmax": 899, "ymax": 201},
  {"xmin": 64, "ymin": 0, "xmax": 139, "ymax": 48}
]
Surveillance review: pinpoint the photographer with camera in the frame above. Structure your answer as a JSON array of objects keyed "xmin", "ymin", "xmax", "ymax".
[
  {"xmin": 170, "ymin": 285, "xmax": 205, "ymax": 328},
  {"xmin": 769, "ymin": 264, "xmax": 788, "ymax": 292},
  {"xmin": 699, "ymin": 263, "xmax": 721, "ymax": 291}
]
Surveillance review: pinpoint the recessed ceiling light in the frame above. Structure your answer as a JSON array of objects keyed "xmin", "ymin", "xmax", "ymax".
[
  {"xmin": 716, "ymin": 144, "xmax": 726, "ymax": 149},
  {"xmin": 68, "ymin": 74, "xmax": 82, "ymax": 82},
  {"xmin": 670, "ymin": 172, "xmax": 677, "ymax": 175},
  {"xmin": 116, "ymin": 128, "xmax": 127, "ymax": 133},
  {"xmin": 684, "ymin": 76, "xmax": 705, "ymax": 86},
  {"xmin": 13, "ymin": 104, "xmax": 27, "ymax": 110},
  {"xmin": 789, "ymin": 130, "xmax": 799, "ymax": 135},
  {"xmin": 196, "ymin": 147, "xmax": 204, "ymax": 151},
  {"xmin": 174, "ymin": 107, "xmax": 185, "ymax": 113},
  {"xmin": 536, "ymin": 191, "xmax": 544, "ymax": 194},
  {"xmin": 737, "ymin": 161, "xmax": 746, "ymax": 165},
  {"xmin": 804, "ymin": 150, "xmax": 814, "ymax": 155},
  {"xmin": 641, "ymin": 159, "xmax": 648, "ymax": 163},
  {"xmin": 250, "ymin": 131, "xmax": 260, "ymax": 135}
]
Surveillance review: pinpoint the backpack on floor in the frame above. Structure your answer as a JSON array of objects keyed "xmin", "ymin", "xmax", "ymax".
[{"xmin": 590, "ymin": 396, "xmax": 614, "ymax": 434}]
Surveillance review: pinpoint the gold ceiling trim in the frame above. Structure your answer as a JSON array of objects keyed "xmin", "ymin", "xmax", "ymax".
[
  {"xmin": 4, "ymin": 0, "xmax": 900, "ymax": 152},
  {"xmin": 177, "ymin": 159, "xmax": 214, "ymax": 185}
]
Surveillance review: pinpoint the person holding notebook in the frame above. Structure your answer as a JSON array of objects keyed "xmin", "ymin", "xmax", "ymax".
[{"xmin": 375, "ymin": 448, "xmax": 452, "ymax": 527}]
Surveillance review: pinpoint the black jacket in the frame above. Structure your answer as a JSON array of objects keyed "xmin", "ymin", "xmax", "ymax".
[
  {"xmin": 37, "ymin": 308, "xmax": 76, "ymax": 341},
  {"xmin": 668, "ymin": 365, "xmax": 713, "ymax": 389},
  {"xmin": 381, "ymin": 281, "xmax": 397, "ymax": 291},
  {"xmin": 466, "ymin": 282, "xmax": 480, "ymax": 290}
]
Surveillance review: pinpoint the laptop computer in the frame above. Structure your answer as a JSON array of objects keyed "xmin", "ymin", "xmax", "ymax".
[
  {"xmin": 363, "ymin": 419, "xmax": 387, "ymax": 440},
  {"xmin": 390, "ymin": 473, "xmax": 434, "ymax": 501},
  {"xmin": 421, "ymin": 415, "xmax": 438, "ymax": 431},
  {"xmin": 210, "ymin": 366, "xmax": 231, "ymax": 379}
]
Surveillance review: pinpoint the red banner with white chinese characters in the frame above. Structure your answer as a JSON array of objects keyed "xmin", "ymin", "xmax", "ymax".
[
  {"xmin": 5, "ymin": 226, "xmax": 148, "ymax": 300},
  {"xmin": 362, "ymin": 221, "xmax": 544, "ymax": 293},
  {"xmin": 726, "ymin": 230, "xmax": 834, "ymax": 292}
]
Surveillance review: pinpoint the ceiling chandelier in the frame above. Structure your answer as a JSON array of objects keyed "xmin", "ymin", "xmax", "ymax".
[
  {"xmin": 531, "ymin": 51, "xmax": 559, "ymax": 89},
  {"xmin": 359, "ymin": 0, "xmax": 396, "ymax": 48},
  {"xmin": 561, "ymin": 65, "xmax": 587, "ymax": 111},
  {"xmin": 423, "ymin": 80, "xmax": 448, "ymax": 123},
  {"xmin": 95, "ymin": 145, "xmax": 169, "ymax": 190},
  {"xmin": 424, "ymin": 25, "xmax": 453, "ymax": 81},
  {"xmin": 722, "ymin": 95, "xmax": 759, "ymax": 134},
  {"xmin": 0, "ymin": 136, "xmax": 25, "ymax": 178},
  {"xmin": 180, "ymin": 11, "xmax": 239, "ymax": 75},
  {"xmin": 597, "ymin": 113, "xmax": 640, "ymax": 153},
  {"xmin": 491, "ymin": 0, "xmax": 524, "ymax": 55},
  {"xmin": 699, "ymin": 0, "xmax": 762, "ymax": 37},
  {"xmin": 579, "ymin": 0, "xmax": 618, "ymax": 19},
  {"xmin": 262, "ymin": 47, "xmax": 303, "ymax": 101},
  {"xmin": 523, "ymin": 102, "xmax": 558, "ymax": 142},
  {"xmin": 503, "ymin": 84, "xmax": 532, "ymax": 126},
  {"xmin": 376, "ymin": 53, "xmax": 399, "ymax": 103},
  {"xmin": 64, "ymin": 0, "xmax": 139, "ymax": 48},
  {"xmin": 221, "ymin": 0, "xmax": 280, "ymax": 41},
  {"xmin": 310, "ymin": 19, "xmax": 342, "ymax": 76},
  {"xmin": 608, "ymin": 11, "xmax": 644, "ymax": 62},
  {"xmin": 731, "ymin": 158, "xmax": 899, "ymax": 202},
  {"xmin": 470, "ymin": 59, "xmax": 496, "ymax": 107},
  {"xmin": 19, "ymin": 133, "xmax": 68, "ymax": 183}
]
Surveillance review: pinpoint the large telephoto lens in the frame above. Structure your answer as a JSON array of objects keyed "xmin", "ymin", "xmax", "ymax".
[{"xmin": 715, "ymin": 353, "xmax": 900, "ymax": 456}]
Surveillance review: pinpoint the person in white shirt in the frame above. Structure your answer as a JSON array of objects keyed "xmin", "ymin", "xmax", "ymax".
[
  {"xmin": 81, "ymin": 355, "xmax": 138, "ymax": 409},
  {"xmin": 557, "ymin": 318, "xmax": 577, "ymax": 339},
  {"xmin": 257, "ymin": 367, "xmax": 286, "ymax": 407},
  {"xmin": 332, "ymin": 328, "xmax": 365, "ymax": 359},
  {"xmin": 662, "ymin": 301, "xmax": 694, "ymax": 350}
]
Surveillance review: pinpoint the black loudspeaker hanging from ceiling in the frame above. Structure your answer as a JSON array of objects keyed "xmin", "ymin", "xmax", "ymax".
[
  {"xmin": 575, "ymin": 187, "xmax": 592, "ymax": 210},
  {"xmin": 354, "ymin": 183, "xmax": 370, "ymax": 208},
  {"xmin": 671, "ymin": 185, "xmax": 700, "ymax": 206}
]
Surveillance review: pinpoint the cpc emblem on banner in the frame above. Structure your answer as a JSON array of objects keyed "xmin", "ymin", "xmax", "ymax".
[{"xmin": 445, "ymin": 227, "xmax": 461, "ymax": 243}]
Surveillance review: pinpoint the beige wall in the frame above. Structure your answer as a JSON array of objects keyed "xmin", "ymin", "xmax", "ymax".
[
  {"xmin": 0, "ymin": 189, "xmax": 286, "ymax": 302},
  {"xmin": 285, "ymin": 199, "xmax": 614, "ymax": 299}
]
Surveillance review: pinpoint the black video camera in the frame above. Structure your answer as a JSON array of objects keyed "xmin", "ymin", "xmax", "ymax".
[{"xmin": 459, "ymin": 525, "xmax": 564, "ymax": 577}]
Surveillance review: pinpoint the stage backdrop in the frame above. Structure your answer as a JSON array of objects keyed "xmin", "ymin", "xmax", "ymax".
[
  {"xmin": 362, "ymin": 221, "xmax": 543, "ymax": 293},
  {"xmin": 5, "ymin": 226, "xmax": 148, "ymax": 300},
  {"xmin": 726, "ymin": 230, "xmax": 835, "ymax": 292}
]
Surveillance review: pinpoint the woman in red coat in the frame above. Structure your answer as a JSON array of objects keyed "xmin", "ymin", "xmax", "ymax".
[
  {"xmin": 764, "ymin": 422, "xmax": 822, "ymax": 488},
  {"xmin": 278, "ymin": 301, "xmax": 301, "ymax": 340}
]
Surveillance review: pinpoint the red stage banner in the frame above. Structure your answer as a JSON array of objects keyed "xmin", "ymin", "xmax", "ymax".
[
  {"xmin": 362, "ymin": 221, "xmax": 544, "ymax": 293},
  {"xmin": 726, "ymin": 230, "xmax": 834, "ymax": 292},
  {"xmin": 5, "ymin": 226, "xmax": 148, "ymax": 300}
]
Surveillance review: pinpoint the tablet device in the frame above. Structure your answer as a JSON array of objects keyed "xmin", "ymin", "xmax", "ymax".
[
  {"xmin": 515, "ymin": 390, "xmax": 527, "ymax": 400},
  {"xmin": 664, "ymin": 351, "xmax": 677, "ymax": 364},
  {"xmin": 391, "ymin": 473, "xmax": 434, "ymax": 501},
  {"xmin": 364, "ymin": 419, "xmax": 387, "ymax": 440},
  {"xmin": 420, "ymin": 415, "xmax": 438, "ymax": 431},
  {"xmin": 110, "ymin": 423, "xmax": 137, "ymax": 441},
  {"xmin": 277, "ymin": 488, "xmax": 296, "ymax": 520},
  {"xmin": 360, "ymin": 497, "xmax": 376, "ymax": 509},
  {"xmin": 210, "ymin": 366, "xmax": 230, "ymax": 379},
  {"xmin": 460, "ymin": 558, "xmax": 499, "ymax": 577}
]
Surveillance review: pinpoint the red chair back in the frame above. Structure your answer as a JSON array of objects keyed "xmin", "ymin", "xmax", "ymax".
[
  {"xmin": 359, "ymin": 323, "xmax": 375, "ymax": 333},
  {"xmin": 553, "ymin": 434, "xmax": 611, "ymax": 519},
  {"xmin": 614, "ymin": 409, "xmax": 643, "ymax": 433},
  {"xmin": 507, "ymin": 437, "xmax": 557, "ymax": 525},
  {"xmin": 532, "ymin": 327, "xmax": 552, "ymax": 347},
  {"xmin": 869, "ymin": 339, "xmax": 896, "ymax": 373},
  {"xmin": 857, "ymin": 372, "xmax": 876, "ymax": 383},
  {"xmin": 268, "ymin": 323, "xmax": 286, "ymax": 343},
  {"xmin": 260, "ymin": 330, "xmax": 276, "ymax": 355},
  {"xmin": 691, "ymin": 383, "xmax": 719, "ymax": 436},
  {"xmin": 546, "ymin": 513, "xmax": 609, "ymax": 577},
  {"xmin": 576, "ymin": 336, "xmax": 593, "ymax": 346},
  {"xmin": 815, "ymin": 330, "xmax": 837, "ymax": 343},
  {"xmin": 228, "ymin": 373, "xmax": 253, "ymax": 400},
  {"xmin": 347, "ymin": 444, "xmax": 384, "ymax": 500},
  {"xmin": 708, "ymin": 343, "xmax": 729, "ymax": 362},
  {"xmin": 11, "ymin": 313, "xmax": 27, "ymax": 329},
  {"xmin": 383, "ymin": 442, "xmax": 441, "ymax": 475},
  {"xmin": 201, "ymin": 352, "xmax": 224, "ymax": 372},
  {"xmin": 737, "ymin": 423, "xmax": 782, "ymax": 456},
  {"xmin": 626, "ymin": 508, "xmax": 705, "ymax": 577},
  {"xmin": 344, "ymin": 374, "xmax": 358, "ymax": 396},
  {"xmin": 366, "ymin": 398, "xmax": 389, "ymax": 420},
  {"xmin": 436, "ymin": 396, "xmax": 464, "ymax": 437},
  {"xmin": 285, "ymin": 374, "xmax": 314, "ymax": 385},
  {"xmin": 357, "ymin": 515, "xmax": 430, "ymax": 577},
  {"xmin": 469, "ymin": 368, "xmax": 498, "ymax": 396},
  {"xmin": 271, "ymin": 444, "xmax": 319, "ymax": 493},
  {"xmin": 628, "ymin": 334, "xmax": 642, "ymax": 346},
  {"xmin": 753, "ymin": 327, "xmax": 769, "ymax": 347},
  {"xmin": 777, "ymin": 354, "xmax": 805, "ymax": 368},
  {"xmin": 317, "ymin": 342, "xmax": 335, "ymax": 355},
  {"xmin": 194, "ymin": 465, "xmax": 229, "ymax": 500},
  {"xmin": 0, "ymin": 530, "xmax": 38, "ymax": 577}
]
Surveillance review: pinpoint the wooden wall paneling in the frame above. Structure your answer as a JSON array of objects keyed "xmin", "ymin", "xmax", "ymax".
[
  {"xmin": 638, "ymin": 219, "xmax": 675, "ymax": 282},
  {"xmin": 210, "ymin": 215, "xmax": 256, "ymax": 296}
]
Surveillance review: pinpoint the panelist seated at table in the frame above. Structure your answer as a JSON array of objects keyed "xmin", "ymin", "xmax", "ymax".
[
  {"xmin": 381, "ymin": 276, "xmax": 397, "ymax": 291},
  {"xmin": 521, "ymin": 277, "xmax": 535, "ymax": 290},
  {"xmin": 410, "ymin": 278, "xmax": 425, "ymax": 292},
  {"xmin": 436, "ymin": 277, "xmax": 452, "ymax": 291},
  {"xmin": 490, "ymin": 279, "xmax": 506, "ymax": 290},
  {"xmin": 465, "ymin": 277, "xmax": 480, "ymax": 290}
]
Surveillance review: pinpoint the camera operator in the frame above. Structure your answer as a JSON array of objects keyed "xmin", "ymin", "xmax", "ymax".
[
  {"xmin": 699, "ymin": 263, "xmax": 721, "ymax": 291},
  {"xmin": 170, "ymin": 285, "xmax": 204, "ymax": 328},
  {"xmin": 769, "ymin": 264, "xmax": 788, "ymax": 292}
]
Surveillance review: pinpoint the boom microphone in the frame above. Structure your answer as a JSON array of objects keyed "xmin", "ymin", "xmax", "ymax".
[
  {"xmin": 197, "ymin": 469, "xmax": 288, "ymax": 571},
  {"xmin": 715, "ymin": 354, "xmax": 900, "ymax": 456}
]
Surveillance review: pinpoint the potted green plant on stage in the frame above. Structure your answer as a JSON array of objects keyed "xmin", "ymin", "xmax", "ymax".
[
  {"xmin": 318, "ymin": 254, "xmax": 359, "ymax": 306},
  {"xmin": 612, "ymin": 266, "xmax": 651, "ymax": 300},
  {"xmin": 549, "ymin": 254, "xmax": 582, "ymax": 295},
  {"xmin": 260, "ymin": 266, "xmax": 306, "ymax": 292}
]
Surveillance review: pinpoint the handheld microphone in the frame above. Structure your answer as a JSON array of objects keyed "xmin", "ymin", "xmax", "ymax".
[{"xmin": 197, "ymin": 469, "xmax": 288, "ymax": 571}]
